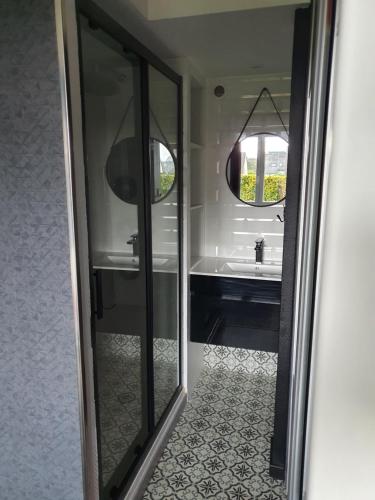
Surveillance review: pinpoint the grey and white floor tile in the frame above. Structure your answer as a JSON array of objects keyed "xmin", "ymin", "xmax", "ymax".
[
  {"xmin": 144, "ymin": 344, "xmax": 286, "ymax": 500},
  {"xmin": 96, "ymin": 333, "xmax": 178, "ymax": 484}
]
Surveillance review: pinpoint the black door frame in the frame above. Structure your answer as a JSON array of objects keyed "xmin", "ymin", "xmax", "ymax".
[
  {"xmin": 270, "ymin": 0, "xmax": 337, "ymax": 486},
  {"xmin": 286, "ymin": 1, "xmax": 338, "ymax": 497},
  {"xmin": 270, "ymin": 6, "xmax": 312, "ymax": 480},
  {"xmin": 76, "ymin": 1, "xmax": 183, "ymax": 498}
]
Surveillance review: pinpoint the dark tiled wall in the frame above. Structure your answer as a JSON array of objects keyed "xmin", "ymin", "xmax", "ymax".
[{"xmin": 0, "ymin": 1, "xmax": 84, "ymax": 498}]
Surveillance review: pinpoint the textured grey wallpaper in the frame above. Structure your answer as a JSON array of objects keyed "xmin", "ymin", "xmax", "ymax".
[{"xmin": 0, "ymin": 1, "xmax": 84, "ymax": 498}]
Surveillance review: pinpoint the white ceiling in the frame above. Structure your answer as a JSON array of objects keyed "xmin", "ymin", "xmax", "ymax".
[
  {"xmin": 146, "ymin": 6, "xmax": 300, "ymax": 76},
  {"xmin": 130, "ymin": 0, "xmax": 307, "ymax": 20},
  {"xmin": 94, "ymin": 0, "xmax": 309, "ymax": 77}
]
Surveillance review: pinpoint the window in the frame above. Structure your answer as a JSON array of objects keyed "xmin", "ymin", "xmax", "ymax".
[{"xmin": 227, "ymin": 133, "xmax": 288, "ymax": 207}]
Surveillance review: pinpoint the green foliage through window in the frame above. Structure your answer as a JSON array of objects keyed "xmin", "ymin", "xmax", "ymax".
[
  {"xmin": 240, "ymin": 173, "xmax": 286, "ymax": 203},
  {"xmin": 240, "ymin": 173, "xmax": 256, "ymax": 202},
  {"xmin": 160, "ymin": 173, "xmax": 175, "ymax": 197}
]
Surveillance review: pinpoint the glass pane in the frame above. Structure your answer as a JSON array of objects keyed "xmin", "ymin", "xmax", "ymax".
[
  {"xmin": 150, "ymin": 140, "xmax": 176, "ymax": 201},
  {"xmin": 79, "ymin": 18, "xmax": 149, "ymax": 495},
  {"xmin": 148, "ymin": 65, "xmax": 180, "ymax": 424},
  {"xmin": 263, "ymin": 135, "xmax": 288, "ymax": 202},
  {"xmin": 240, "ymin": 136, "xmax": 258, "ymax": 203}
]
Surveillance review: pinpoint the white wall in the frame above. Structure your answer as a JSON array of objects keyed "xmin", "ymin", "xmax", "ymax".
[
  {"xmin": 132, "ymin": 0, "xmax": 307, "ymax": 21},
  {"xmin": 190, "ymin": 84, "xmax": 206, "ymax": 262},
  {"xmin": 202, "ymin": 74, "xmax": 290, "ymax": 262},
  {"xmin": 304, "ymin": 2, "xmax": 375, "ymax": 498},
  {"xmin": 170, "ymin": 59, "xmax": 206, "ymax": 396}
]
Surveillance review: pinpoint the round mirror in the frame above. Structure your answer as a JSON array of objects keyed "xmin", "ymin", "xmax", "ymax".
[
  {"xmin": 149, "ymin": 139, "xmax": 176, "ymax": 202},
  {"xmin": 106, "ymin": 137, "xmax": 176, "ymax": 204},
  {"xmin": 226, "ymin": 133, "xmax": 288, "ymax": 207}
]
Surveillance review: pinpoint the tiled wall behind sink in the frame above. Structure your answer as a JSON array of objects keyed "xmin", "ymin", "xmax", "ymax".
[
  {"xmin": 205, "ymin": 203, "xmax": 285, "ymax": 262},
  {"xmin": 203, "ymin": 74, "xmax": 291, "ymax": 263}
]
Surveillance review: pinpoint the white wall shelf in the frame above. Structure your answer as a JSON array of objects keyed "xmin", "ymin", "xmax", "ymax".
[{"xmin": 190, "ymin": 204, "xmax": 203, "ymax": 210}]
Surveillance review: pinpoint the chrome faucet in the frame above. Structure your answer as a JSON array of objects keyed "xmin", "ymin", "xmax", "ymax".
[
  {"xmin": 126, "ymin": 233, "xmax": 139, "ymax": 257},
  {"xmin": 254, "ymin": 238, "xmax": 264, "ymax": 264}
]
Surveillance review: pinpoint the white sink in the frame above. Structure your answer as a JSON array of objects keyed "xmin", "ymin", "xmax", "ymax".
[
  {"xmin": 106, "ymin": 255, "xmax": 168, "ymax": 267},
  {"xmin": 225, "ymin": 262, "xmax": 282, "ymax": 275}
]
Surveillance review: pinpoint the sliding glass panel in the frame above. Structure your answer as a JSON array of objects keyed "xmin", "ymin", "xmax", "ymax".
[
  {"xmin": 79, "ymin": 18, "xmax": 149, "ymax": 497},
  {"xmin": 148, "ymin": 65, "xmax": 180, "ymax": 424}
]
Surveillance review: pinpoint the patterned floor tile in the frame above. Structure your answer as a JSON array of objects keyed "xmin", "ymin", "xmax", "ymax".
[
  {"xmin": 96, "ymin": 333, "xmax": 178, "ymax": 485},
  {"xmin": 144, "ymin": 345, "xmax": 286, "ymax": 500}
]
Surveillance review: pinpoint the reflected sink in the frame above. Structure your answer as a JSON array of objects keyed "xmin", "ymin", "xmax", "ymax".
[
  {"xmin": 106, "ymin": 255, "xmax": 168, "ymax": 267},
  {"xmin": 224, "ymin": 262, "xmax": 282, "ymax": 275},
  {"xmin": 107, "ymin": 255, "xmax": 139, "ymax": 266},
  {"xmin": 153, "ymin": 257, "xmax": 168, "ymax": 266}
]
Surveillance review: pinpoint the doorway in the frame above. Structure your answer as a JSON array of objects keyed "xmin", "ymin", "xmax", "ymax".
[
  {"xmin": 58, "ymin": 0, "xmax": 336, "ymax": 498},
  {"xmin": 75, "ymin": 2, "xmax": 183, "ymax": 498}
]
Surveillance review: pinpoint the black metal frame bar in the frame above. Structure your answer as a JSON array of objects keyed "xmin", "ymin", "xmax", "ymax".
[
  {"xmin": 290, "ymin": 1, "xmax": 338, "ymax": 496},
  {"xmin": 78, "ymin": 0, "xmax": 181, "ymax": 85},
  {"xmin": 76, "ymin": 1, "xmax": 183, "ymax": 498},
  {"xmin": 177, "ymin": 75, "xmax": 184, "ymax": 388},
  {"xmin": 270, "ymin": 2, "xmax": 337, "ymax": 483},
  {"xmin": 269, "ymin": 6, "xmax": 312, "ymax": 480},
  {"xmin": 139, "ymin": 58, "xmax": 156, "ymax": 435}
]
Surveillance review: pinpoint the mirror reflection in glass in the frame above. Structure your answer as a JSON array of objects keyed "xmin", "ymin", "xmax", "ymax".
[
  {"xmin": 106, "ymin": 137, "xmax": 176, "ymax": 204},
  {"xmin": 150, "ymin": 139, "xmax": 176, "ymax": 201},
  {"xmin": 226, "ymin": 133, "xmax": 288, "ymax": 206}
]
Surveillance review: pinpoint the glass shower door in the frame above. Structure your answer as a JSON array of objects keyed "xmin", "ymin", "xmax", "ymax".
[
  {"xmin": 77, "ymin": 4, "xmax": 182, "ymax": 498},
  {"xmin": 79, "ymin": 18, "xmax": 150, "ymax": 498},
  {"xmin": 148, "ymin": 65, "xmax": 181, "ymax": 424}
]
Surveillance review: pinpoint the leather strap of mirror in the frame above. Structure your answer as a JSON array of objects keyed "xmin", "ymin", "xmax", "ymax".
[
  {"xmin": 110, "ymin": 95, "xmax": 175, "ymax": 160},
  {"xmin": 234, "ymin": 87, "xmax": 289, "ymax": 147}
]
